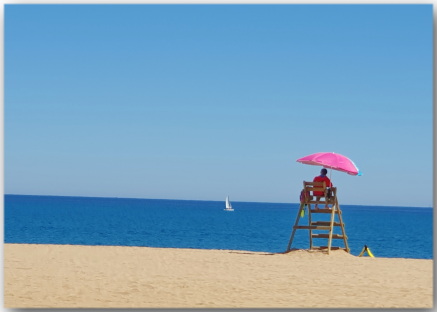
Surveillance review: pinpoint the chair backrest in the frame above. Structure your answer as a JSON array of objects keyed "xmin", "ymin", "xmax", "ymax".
[
  {"xmin": 303, "ymin": 181, "xmax": 326, "ymax": 195},
  {"xmin": 302, "ymin": 181, "xmax": 337, "ymax": 203}
]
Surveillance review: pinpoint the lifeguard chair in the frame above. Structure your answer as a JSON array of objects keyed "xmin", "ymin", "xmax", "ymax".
[{"xmin": 286, "ymin": 181, "xmax": 349, "ymax": 254}]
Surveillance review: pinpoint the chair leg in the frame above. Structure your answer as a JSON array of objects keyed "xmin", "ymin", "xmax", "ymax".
[
  {"xmin": 287, "ymin": 203, "xmax": 304, "ymax": 251},
  {"xmin": 308, "ymin": 204, "xmax": 313, "ymax": 249},
  {"xmin": 336, "ymin": 200, "xmax": 350, "ymax": 253},
  {"xmin": 327, "ymin": 204, "xmax": 336, "ymax": 254}
]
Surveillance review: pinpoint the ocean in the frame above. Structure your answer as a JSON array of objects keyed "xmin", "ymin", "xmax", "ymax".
[{"xmin": 4, "ymin": 195, "xmax": 433, "ymax": 259}]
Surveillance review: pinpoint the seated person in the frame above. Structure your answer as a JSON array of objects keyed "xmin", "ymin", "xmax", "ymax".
[{"xmin": 313, "ymin": 168, "xmax": 332, "ymax": 208}]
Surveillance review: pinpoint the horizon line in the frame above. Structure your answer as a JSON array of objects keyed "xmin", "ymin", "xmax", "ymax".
[{"xmin": 4, "ymin": 193, "xmax": 433, "ymax": 209}]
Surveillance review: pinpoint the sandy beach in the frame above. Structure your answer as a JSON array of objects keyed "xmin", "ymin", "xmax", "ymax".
[{"xmin": 4, "ymin": 243, "xmax": 433, "ymax": 308}]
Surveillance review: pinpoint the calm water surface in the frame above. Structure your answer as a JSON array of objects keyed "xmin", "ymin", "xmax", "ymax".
[{"xmin": 4, "ymin": 195, "xmax": 433, "ymax": 259}]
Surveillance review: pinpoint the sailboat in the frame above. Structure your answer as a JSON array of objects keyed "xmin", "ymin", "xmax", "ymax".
[{"xmin": 224, "ymin": 196, "xmax": 234, "ymax": 211}]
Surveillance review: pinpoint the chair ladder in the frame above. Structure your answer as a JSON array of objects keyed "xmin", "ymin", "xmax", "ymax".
[{"xmin": 286, "ymin": 183, "xmax": 350, "ymax": 254}]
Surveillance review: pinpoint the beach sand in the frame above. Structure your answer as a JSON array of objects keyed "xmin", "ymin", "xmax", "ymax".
[{"xmin": 4, "ymin": 243, "xmax": 433, "ymax": 308}]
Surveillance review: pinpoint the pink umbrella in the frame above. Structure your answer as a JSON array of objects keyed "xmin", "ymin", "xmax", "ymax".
[{"xmin": 296, "ymin": 152, "xmax": 361, "ymax": 176}]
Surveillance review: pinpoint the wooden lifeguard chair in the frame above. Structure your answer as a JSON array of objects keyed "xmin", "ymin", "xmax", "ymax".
[{"xmin": 286, "ymin": 181, "xmax": 350, "ymax": 254}]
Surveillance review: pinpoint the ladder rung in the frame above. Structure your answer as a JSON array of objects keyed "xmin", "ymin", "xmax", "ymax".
[
  {"xmin": 312, "ymin": 234, "xmax": 346, "ymax": 239},
  {"xmin": 310, "ymin": 209, "xmax": 341, "ymax": 214},
  {"xmin": 311, "ymin": 246, "xmax": 346, "ymax": 251},
  {"xmin": 308, "ymin": 200, "xmax": 329, "ymax": 204},
  {"xmin": 308, "ymin": 201, "xmax": 335, "ymax": 205},
  {"xmin": 311, "ymin": 221, "xmax": 342, "ymax": 227},
  {"xmin": 294, "ymin": 225, "xmax": 331, "ymax": 230}
]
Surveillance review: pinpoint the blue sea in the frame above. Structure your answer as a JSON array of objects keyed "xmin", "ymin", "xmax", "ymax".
[{"xmin": 4, "ymin": 195, "xmax": 433, "ymax": 259}]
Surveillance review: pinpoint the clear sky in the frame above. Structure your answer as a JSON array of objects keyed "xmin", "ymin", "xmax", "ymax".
[{"xmin": 5, "ymin": 4, "xmax": 433, "ymax": 207}]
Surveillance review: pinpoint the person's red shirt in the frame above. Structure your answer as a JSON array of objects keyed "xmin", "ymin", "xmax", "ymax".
[{"xmin": 313, "ymin": 175, "xmax": 332, "ymax": 196}]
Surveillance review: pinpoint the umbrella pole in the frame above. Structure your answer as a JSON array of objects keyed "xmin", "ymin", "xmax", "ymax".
[{"xmin": 329, "ymin": 169, "xmax": 333, "ymax": 208}]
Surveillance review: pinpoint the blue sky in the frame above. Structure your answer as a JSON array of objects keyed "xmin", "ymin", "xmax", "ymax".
[{"xmin": 5, "ymin": 4, "xmax": 433, "ymax": 207}]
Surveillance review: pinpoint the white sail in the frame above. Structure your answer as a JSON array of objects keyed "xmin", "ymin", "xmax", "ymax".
[
  {"xmin": 225, "ymin": 196, "xmax": 234, "ymax": 211},
  {"xmin": 225, "ymin": 196, "xmax": 232, "ymax": 209}
]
